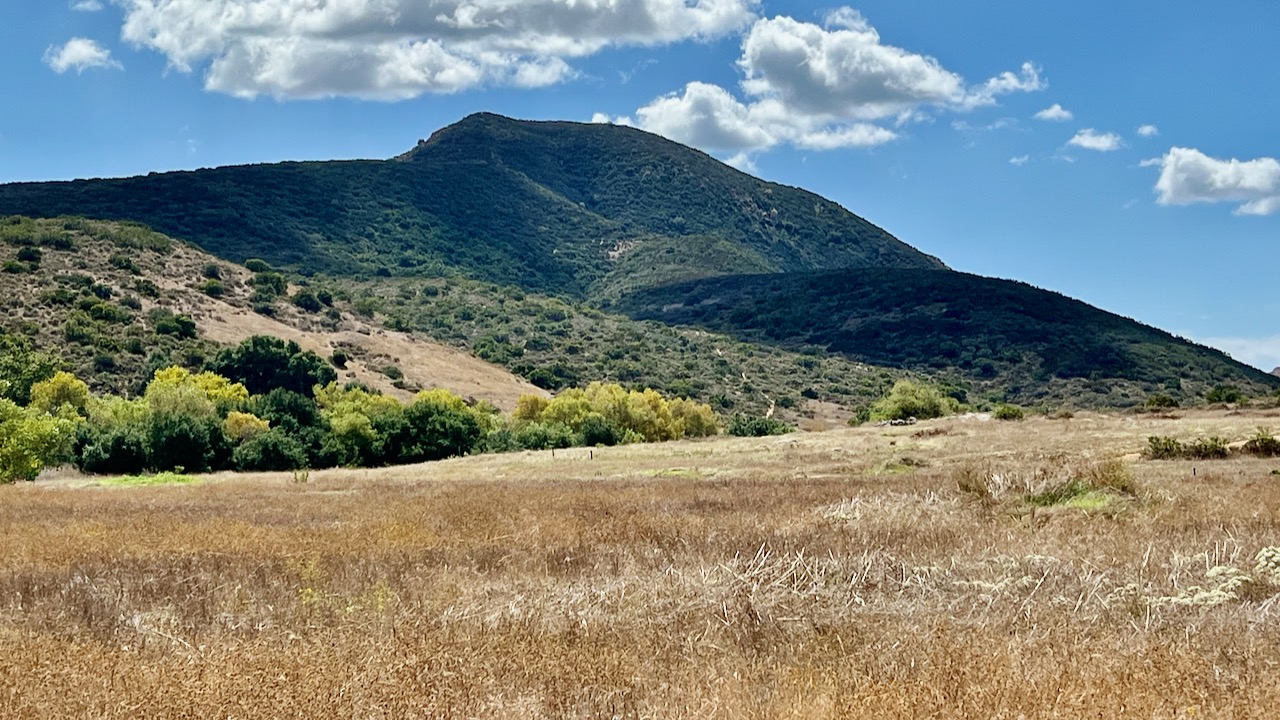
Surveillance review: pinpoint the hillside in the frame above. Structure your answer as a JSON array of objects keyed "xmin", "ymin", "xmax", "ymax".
[
  {"xmin": 0, "ymin": 114, "xmax": 1273, "ymax": 409},
  {"xmin": 0, "ymin": 216, "xmax": 543, "ymax": 409},
  {"xmin": 614, "ymin": 269, "xmax": 1280, "ymax": 407},
  {"xmin": 0, "ymin": 114, "xmax": 942, "ymax": 299}
]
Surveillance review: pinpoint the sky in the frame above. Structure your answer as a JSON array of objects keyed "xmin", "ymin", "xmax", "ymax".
[{"xmin": 2, "ymin": 1, "xmax": 1278, "ymax": 371}]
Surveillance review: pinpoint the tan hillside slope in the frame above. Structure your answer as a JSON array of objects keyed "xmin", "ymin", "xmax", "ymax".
[{"xmin": 0, "ymin": 216, "xmax": 543, "ymax": 409}]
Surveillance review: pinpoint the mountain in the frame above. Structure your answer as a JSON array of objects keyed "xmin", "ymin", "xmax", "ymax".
[
  {"xmin": 0, "ymin": 113, "xmax": 1274, "ymax": 408},
  {"xmin": 613, "ymin": 269, "xmax": 1279, "ymax": 406},
  {"xmin": 0, "ymin": 113, "xmax": 941, "ymax": 299}
]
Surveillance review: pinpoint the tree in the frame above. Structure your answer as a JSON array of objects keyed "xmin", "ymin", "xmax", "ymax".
[
  {"xmin": 0, "ymin": 399, "xmax": 79, "ymax": 482},
  {"xmin": 394, "ymin": 390, "xmax": 484, "ymax": 462},
  {"xmin": 29, "ymin": 371, "xmax": 90, "ymax": 417},
  {"xmin": 869, "ymin": 380, "xmax": 957, "ymax": 422},
  {"xmin": 233, "ymin": 430, "xmax": 307, "ymax": 471},
  {"xmin": 207, "ymin": 336, "xmax": 337, "ymax": 397},
  {"xmin": 0, "ymin": 335, "xmax": 60, "ymax": 406}
]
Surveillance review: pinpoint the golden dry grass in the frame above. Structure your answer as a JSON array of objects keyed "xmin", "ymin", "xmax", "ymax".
[{"xmin": 5, "ymin": 410, "xmax": 1280, "ymax": 718}]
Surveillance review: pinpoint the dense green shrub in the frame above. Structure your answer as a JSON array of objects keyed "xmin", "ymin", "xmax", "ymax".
[
  {"xmin": 869, "ymin": 380, "xmax": 957, "ymax": 422},
  {"xmin": 1147, "ymin": 435, "xmax": 1230, "ymax": 460},
  {"xmin": 992, "ymin": 404, "xmax": 1024, "ymax": 421},
  {"xmin": 146, "ymin": 412, "xmax": 229, "ymax": 473},
  {"xmin": 207, "ymin": 336, "xmax": 336, "ymax": 397},
  {"xmin": 516, "ymin": 421, "xmax": 575, "ymax": 450},
  {"xmin": 1185, "ymin": 436, "xmax": 1230, "ymax": 460},
  {"xmin": 16, "ymin": 247, "xmax": 41, "ymax": 264},
  {"xmin": 200, "ymin": 279, "xmax": 225, "ymax": 298},
  {"xmin": 577, "ymin": 412, "xmax": 622, "ymax": 446},
  {"xmin": 1243, "ymin": 429, "xmax": 1280, "ymax": 458},
  {"xmin": 244, "ymin": 258, "xmax": 272, "ymax": 273},
  {"xmin": 233, "ymin": 429, "xmax": 308, "ymax": 471},
  {"xmin": 1144, "ymin": 393, "xmax": 1179, "ymax": 409},
  {"xmin": 150, "ymin": 309, "xmax": 197, "ymax": 339},
  {"xmin": 726, "ymin": 414, "xmax": 793, "ymax": 437},
  {"xmin": 291, "ymin": 288, "xmax": 323, "ymax": 312},
  {"xmin": 76, "ymin": 425, "xmax": 147, "ymax": 475},
  {"xmin": 1146, "ymin": 436, "xmax": 1184, "ymax": 460},
  {"xmin": 1206, "ymin": 385, "xmax": 1243, "ymax": 404}
]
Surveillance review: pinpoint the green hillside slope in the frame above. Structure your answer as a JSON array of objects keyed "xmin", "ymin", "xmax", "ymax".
[
  {"xmin": 0, "ymin": 114, "xmax": 942, "ymax": 298},
  {"xmin": 614, "ymin": 269, "xmax": 1280, "ymax": 407}
]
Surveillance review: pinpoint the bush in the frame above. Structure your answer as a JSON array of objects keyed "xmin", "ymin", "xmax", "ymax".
[
  {"xmin": 516, "ymin": 421, "xmax": 575, "ymax": 450},
  {"xmin": 727, "ymin": 414, "xmax": 792, "ymax": 437},
  {"xmin": 1146, "ymin": 436, "xmax": 1184, "ymax": 460},
  {"xmin": 200, "ymin": 279, "xmax": 225, "ymax": 298},
  {"xmin": 577, "ymin": 412, "xmax": 622, "ymax": 447},
  {"xmin": 992, "ymin": 404, "xmax": 1024, "ymax": 421},
  {"xmin": 108, "ymin": 253, "xmax": 138, "ymax": 274},
  {"xmin": 233, "ymin": 429, "xmax": 308, "ymax": 471},
  {"xmin": 202, "ymin": 263, "xmax": 222, "ymax": 280},
  {"xmin": 207, "ymin": 336, "xmax": 337, "ymax": 397},
  {"xmin": 146, "ymin": 413, "xmax": 229, "ymax": 473},
  {"xmin": 2, "ymin": 260, "xmax": 25, "ymax": 274},
  {"xmin": 1206, "ymin": 385, "xmax": 1243, "ymax": 404},
  {"xmin": 1243, "ymin": 428, "xmax": 1280, "ymax": 458},
  {"xmin": 16, "ymin": 247, "xmax": 41, "ymax": 264},
  {"xmin": 1144, "ymin": 393, "xmax": 1179, "ymax": 409},
  {"xmin": 244, "ymin": 258, "xmax": 272, "ymax": 273},
  {"xmin": 1185, "ymin": 436, "xmax": 1230, "ymax": 460},
  {"xmin": 869, "ymin": 380, "xmax": 956, "ymax": 422},
  {"xmin": 292, "ymin": 288, "xmax": 324, "ymax": 313},
  {"xmin": 330, "ymin": 350, "xmax": 349, "ymax": 369},
  {"xmin": 76, "ymin": 425, "xmax": 147, "ymax": 475}
]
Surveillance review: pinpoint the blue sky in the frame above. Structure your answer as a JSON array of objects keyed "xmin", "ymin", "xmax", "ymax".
[{"xmin": 3, "ymin": 1, "xmax": 1278, "ymax": 370}]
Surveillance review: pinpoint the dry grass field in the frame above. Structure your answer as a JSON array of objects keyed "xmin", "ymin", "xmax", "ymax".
[{"xmin": 4, "ymin": 409, "xmax": 1280, "ymax": 718}]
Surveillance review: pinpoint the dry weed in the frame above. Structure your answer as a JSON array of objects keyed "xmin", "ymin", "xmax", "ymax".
[{"xmin": 2, "ymin": 410, "xmax": 1280, "ymax": 717}]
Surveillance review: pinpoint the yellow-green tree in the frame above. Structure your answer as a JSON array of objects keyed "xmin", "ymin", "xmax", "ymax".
[
  {"xmin": 0, "ymin": 399, "xmax": 80, "ymax": 482},
  {"xmin": 29, "ymin": 371, "xmax": 90, "ymax": 418}
]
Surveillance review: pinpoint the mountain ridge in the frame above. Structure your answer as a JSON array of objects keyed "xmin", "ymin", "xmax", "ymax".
[{"xmin": 1, "ymin": 113, "xmax": 1274, "ymax": 408}]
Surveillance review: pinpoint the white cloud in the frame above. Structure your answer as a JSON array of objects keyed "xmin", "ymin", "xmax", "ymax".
[
  {"xmin": 1197, "ymin": 335, "xmax": 1280, "ymax": 373},
  {"xmin": 114, "ymin": 0, "xmax": 758, "ymax": 99},
  {"xmin": 1149, "ymin": 146, "xmax": 1280, "ymax": 216},
  {"xmin": 634, "ymin": 81, "xmax": 777, "ymax": 153},
  {"xmin": 71, "ymin": 0, "xmax": 103, "ymax": 11},
  {"xmin": 618, "ymin": 9, "xmax": 1041, "ymax": 157},
  {"xmin": 44, "ymin": 38, "xmax": 122, "ymax": 74},
  {"xmin": 1034, "ymin": 103, "xmax": 1072, "ymax": 121},
  {"xmin": 1137, "ymin": 124, "xmax": 1160, "ymax": 137},
  {"xmin": 1067, "ymin": 128, "xmax": 1123, "ymax": 152},
  {"xmin": 1010, "ymin": 155, "xmax": 1030, "ymax": 166}
]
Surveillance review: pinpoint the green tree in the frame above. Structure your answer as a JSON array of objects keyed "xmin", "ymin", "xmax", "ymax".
[
  {"xmin": 207, "ymin": 336, "xmax": 337, "ymax": 397},
  {"xmin": 233, "ymin": 430, "xmax": 308, "ymax": 471},
  {"xmin": 869, "ymin": 380, "xmax": 957, "ymax": 422},
  {"xmin": 0, "ymin": 399, "xmax": 80, "ymax": 482},
  {"xmin": 29, "ymin": 371, "xmax": 90, "ymax": 417},
  {"xmin": 0, "ymin": 335, "xmax": 60, "ymax": 406}
]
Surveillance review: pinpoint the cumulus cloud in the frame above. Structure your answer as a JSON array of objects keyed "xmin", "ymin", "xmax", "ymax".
[
  {"xmin": 618, "ymin": 9, "xmax": 1042, "ymax": 157},
  {"xmin": 44, "ymin": 38, "xmax": 122, "ymax": 74},
  {"xmin": 1137, "ymin": 124, "xmax": 1159, "ymax": 137},
  {"xmin": 1067, "ymin": 128, "xmax": 1123, "ymax": 152},
  {"xmin": 113, "ymin": 0, "xmax": 758, "ymax": 99},
  {"xmin": 71, "ymin": 0, "xmax": 103, "ymax": 10},
  {"xmin": 1147, "ymin": 146, "xmax": 1280, "ymax": 216},
  {"xmin": 1034, "ymin": 103, "xmax": 1072, "ymax": 121}
]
